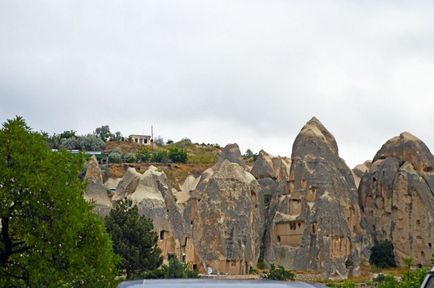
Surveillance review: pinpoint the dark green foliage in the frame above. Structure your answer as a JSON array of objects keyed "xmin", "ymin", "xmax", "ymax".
[
  {"xmin": 265, "ymin": 264, "xmax": 295, "ymax": 281},
  {"xmin": 369, "ymin": 240, "xmax": 397, "ymax": 268},
  {"xmin": 94, "ymin": 125, "xmax": 114, "ymax": 142},
  {"xmin": 112, "ymin": 131, "xmax": 123, "ymax": 141},
  {"xmin": 376, "ymin": 268, "xmax": 427, "ymax": 288},
  {"xmin": 105, "ymin": 199, "xmax": 162, "ymax": 279},
  {"xmin": 141, "ymin": 257, "xmax": 198, "ymax": 279},
  {"xmin": 0, "ymin": 117, "xmax": 118, "ymax": 287},
  {"xmin": 326, "ymin": 281, "xmax": 356, "ymax": 288},
  {"xmin": 152, "ymin": 151, "xmax": 168, "ymax": 163},
  {"xmin": 123, "ymin": 152, "xmax": 137, "ymax": 163},
  {"xmin": 109, "ymin": 150, "xmax": 122, "ymax": 163},
  {"xmin": 168, "ymin": 148, "xmax": 188, "ymax": 163}
]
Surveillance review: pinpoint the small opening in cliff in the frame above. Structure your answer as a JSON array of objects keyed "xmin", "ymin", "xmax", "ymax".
[
  {"xmin": 429, "ymin": 243, "xmax": 432, "ymax": 248},
  {"xmin": 168, "ymin": 253, "xmax": 175, "ymax": 260},
  {"xmin": 424, "ymin": 167, "xmax": 433, "ymax": 172},
  {"xmin": 373, "ymin": 177, "xmax": 377, "ymax": 183},
  {"xmin": 160, "ymin": 230, "xmax": 168, "ymax": 240},
  {"xmin": 277, "ymin": 236, "xmax": 281, "ymax": 243}
]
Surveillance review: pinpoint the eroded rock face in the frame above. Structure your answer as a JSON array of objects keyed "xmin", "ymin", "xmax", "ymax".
[
  {"xmin": 359, "ymin": 132, "xmax": 434, "ymax": 266},
  {"xmin": 84, "ymin": 155, "xmax": 112, "ymax": 216},
  {"xmin": 352, "ymin": 161, "xmax": 371, "ymax": 188},
  {"xmin": 111, "ymin": 165, "xmax": 191, "ymax": 265},
  {"xmin": 265, "ymin": 117, "xmax": 371, "ymax": 277},
  {"xmin": 190, "ymin": 144, "xmax": 264, "ymax": 274},
  {"xmin": 251, "ymin": 150, "xmax": 291, "ymax": 181}
]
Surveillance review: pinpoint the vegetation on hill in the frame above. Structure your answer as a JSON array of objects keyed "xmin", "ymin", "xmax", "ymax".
[
  {"xmin": 105, "ymin": 198, "xmax": 162, "ymax": 279},
  {"xmin": 0, "ymin": 117, "xmax": 118, "ymax": 287}
]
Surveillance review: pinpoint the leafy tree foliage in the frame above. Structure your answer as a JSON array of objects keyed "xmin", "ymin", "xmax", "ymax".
[
  {"xmin": 168, "ymin": 148, "xmax": 187, "ymax": 163},
  {"xmin": 61, "ymin": 134, "xmax": 105, "ymax": 151},
  {"xmin": 0, "ymin": 117, "xmax": 118, "ymax": 287},
  {"xmin": 105, "ymin": 198, "xmax": 162, "ymax": 279},
  {"xmin": 94, "ymin": 125, "xmax": 114, "ymax": 142},
  {"xmin": 142, "ymin": 257, "xmax": 198, "ymax": 279},
  {"xmin": 265, "ymin": 264, "xmax": 295, "ymax": 281},
  {"xmin": 369, "ymin": 240, "xmax": 397, "ymax": 268}
]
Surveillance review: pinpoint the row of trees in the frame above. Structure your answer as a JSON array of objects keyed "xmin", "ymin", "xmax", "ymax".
[
  {"xmin": 46, "ymin": 125, "xmax": 124, "ymax": 151},
  {"xmin": 108, "ymin": 147, "xmax": 188, "ymax": 164}
]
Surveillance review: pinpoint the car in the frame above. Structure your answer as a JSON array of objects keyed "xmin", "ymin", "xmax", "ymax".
[
  {"xmin": 117, "ymin": 279, "xmax": 326, "ymax": 288},
  {"xmin": 421, "ymin": 268, "xmax": 434, "ymax": 288}
]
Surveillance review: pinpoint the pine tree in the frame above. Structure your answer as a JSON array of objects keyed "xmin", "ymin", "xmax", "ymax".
[{"xmin": 105, "ymin": 198, "xmax": 163, "ymax": 279}]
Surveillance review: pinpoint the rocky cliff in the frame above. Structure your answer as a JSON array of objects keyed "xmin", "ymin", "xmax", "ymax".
[
  {"xmin": 359, "ymin": 132, "xmax": 434, "ymax": 266},
  {"xmin": 189, "ymin": 143, "xmax": 265, "ymax": 274},
  {"xmin": 264, "ymin": 117, "xmax": 371, "ymax": 277}
]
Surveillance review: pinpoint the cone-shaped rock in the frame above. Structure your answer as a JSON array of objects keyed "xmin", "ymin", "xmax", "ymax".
[
  {"xmin": 191, "ymin": 143, "xmax": 264, "ymax": 274},
  {"xmin": 359, "ymin": 132, "xmax": 434, "ymax": 266},
  {"xmin": 84, "ymin": 155, "xmax": 112, "ymax": 215},
  {"xmin": 265, "ymin": 117, "xmax": 371, "ymax": 277}
]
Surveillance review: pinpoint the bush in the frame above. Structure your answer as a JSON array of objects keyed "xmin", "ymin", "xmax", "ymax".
[
  {"xmin": 369, "ymin": 240, "xmax": 397, "ymax": 268},
  {"xmin": 123, "ymin": 152, "xmax": 137, "ymax": 163},
  {"xmin": 152, "ymin": 151, "xmax": 168, "ymax": 163},
  {"xmin": 109, "ymin": 151, "xmax": 122, "ymax": 163},
  {"xmin": 265, "ymin": 264, "xmax": 295, "ymax": 281},
  {"xmin": 141, "ymin": 257, "xmax": 198, "ymax": 279},
  {"xmin": 326, "ymin": 281, "xmax": 356, "ymax": 288},
  {"xmin": 168, "ymin": 148, "xmax": 188, "ymax": 163}
]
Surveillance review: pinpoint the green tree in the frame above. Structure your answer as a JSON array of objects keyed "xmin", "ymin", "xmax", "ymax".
[
  {"xmin": 369, "ymin": 240, "xmax": 397, "ymax": 268},
  {"xmin": 265, "ymin": 264, "xmax": 295, "ymax": 281},
  {"xmin": 142, "ymin": 257, "xmax": 198, "ymax": 279},
  {"xmin": 0, "ymin": 117, "xmax": 118, "ymax": 287},
  {"xmin": 168, "ymin": 148, "xmax": 187, "ymax": 163},
  {"xmin": 105, "ymin": 198, "xmax": 162, "ymax": 279},
  {"xmin": 94, "ymin": 125, "xmax": 114, "ymax": 142}
]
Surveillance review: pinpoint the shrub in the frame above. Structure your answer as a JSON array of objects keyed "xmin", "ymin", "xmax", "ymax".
[
  {"xmin": 109, "ymin": 151, "xmax": 122, "ymax": 163},
  {"xmin": 123, "ymin": 152, "xmax": 137, "ymax": 163},
  {"xmin": 265, "ymin": 264, "xmax": 295, "ymax": 281},
  {"xmin": 326, "ymin": 281, "xmax": 356, "ymax": 288},
  {"xmin": 168, "ymin": 148, "xmax": 188, "ymax": 163},
  {"xmin": 141, "ymin": 257, "xmax": 198, "ymax": 279},
  {"xmin": 369, "ymin": 240, "xmax": 397, "ymax": 268},
  {"xmin": 152, "ymin": 151, "xmax": 168, "ymax": 163}
]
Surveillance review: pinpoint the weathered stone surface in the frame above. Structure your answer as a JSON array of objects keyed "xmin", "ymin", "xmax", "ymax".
[
  {"xmin": 265, "ymin": 117, "xmax": 371, "ymax": 277},
  {"xmin": 190, "ymin": 144, "xmax": 264, "ymax": 274},
  {"xmin": 215, "ymin": 143, "xmax": 246, "ymax": 168},
  {"xmin": 359, "ymin": 132, "xmax": 434, "ymax": 266},
  {"xmin": 112, "ymin": 167, "xmax": 141, "ymax": 201},
  {"xmin": 112, "ymin": 165, "xmax": 191, "ymax": 264},
  {"xmin": 175, "ymin": 175, "xmax": 201, "ymax": 204},
  {"xmin": 352, "ymin": 161, "xmax": 371, "ymax": 188},
  {"xmin": 84, "ymin": 155, "xmax": 112, "ymax": 215},
  {"xmin": 251, "ymin": 150, "xmax": 291, "ymax": 181}
]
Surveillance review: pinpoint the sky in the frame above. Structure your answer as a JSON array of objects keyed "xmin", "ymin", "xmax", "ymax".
[{"xmin": 0, "ymin": 0, "xmax": 433, "ymax": 168}]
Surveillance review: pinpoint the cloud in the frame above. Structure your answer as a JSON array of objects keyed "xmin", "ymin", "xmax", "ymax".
[{"xmin": 1, "ymin": 0, "xmax": 434, "ymax": 167}]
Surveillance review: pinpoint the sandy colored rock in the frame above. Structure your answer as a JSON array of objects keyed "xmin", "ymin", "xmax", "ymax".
[
  {"xmin": 191, "ymin": 144, "xmax": 264, "ymax": 274},
  {"xmin": 265, "ymin": 117, "xmax": 371, "ymax": 277},
  {"xmin": 84, "ymin": 155, "xmax": 112, "ymax": 215},
  {"xmin": 352, "ymin": 161, "xmax": 371, "ymax": 188},
  {"xmin": 359, "ymin": 133, "xmax": 434, "ymax": 266}
]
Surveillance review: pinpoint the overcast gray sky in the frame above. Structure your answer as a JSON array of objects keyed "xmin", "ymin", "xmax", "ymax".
[{"xmin": 1, "ymin": 0, "xmax": 433, "ymax": 167}]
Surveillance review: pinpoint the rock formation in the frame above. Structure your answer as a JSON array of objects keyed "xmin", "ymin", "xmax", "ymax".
[
  {"xmin": 188, "ymin": 143, "xmax": 265, "ymax": 274},
  {"xmin": 84, "ymin": 155, "xmax": 112, "ymax": 215},
  {"xmin": 352, "ymin": 161, "xmax": 371, "ymax": 188},
  {"xmin": 265, "ymin": 117, "xmax": 371, "ymax": 277},
  {"xmin": 359, "ymin": 132, "xmax": 434, "ymax": 266}
]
